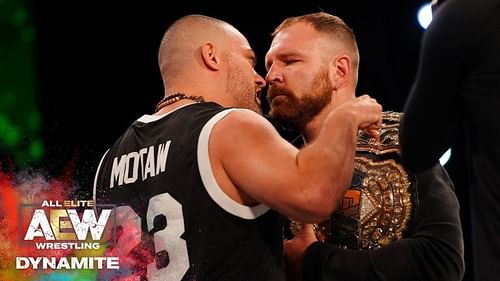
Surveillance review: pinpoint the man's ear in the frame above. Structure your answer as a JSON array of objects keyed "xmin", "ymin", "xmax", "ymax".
[
  {"xmin": 201, "ymin": 42, "xmax": 220, "ymax": 71},
  {"xmin": 329, "ymin": 55, "xmax": 351, "ymax": 88}
]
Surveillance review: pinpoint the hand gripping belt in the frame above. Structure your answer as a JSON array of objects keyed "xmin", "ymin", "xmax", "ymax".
[{"xmin": 291, "ymin": 111, "xmax": 418, "ymax": 249}]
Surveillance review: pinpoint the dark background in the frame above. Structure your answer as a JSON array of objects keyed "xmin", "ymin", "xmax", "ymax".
[
  {"xmin": 33, "ymin": 0, "xmax": 426, "ymax": 183},
  {"xmin": 30, "ymin": 1, "xmax": 472, "ymax": 280}
]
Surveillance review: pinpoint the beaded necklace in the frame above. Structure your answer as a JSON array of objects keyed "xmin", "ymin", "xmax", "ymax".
[{"xmin": 154, "ymin": 93, "xmax": 205, "ymax": 113}]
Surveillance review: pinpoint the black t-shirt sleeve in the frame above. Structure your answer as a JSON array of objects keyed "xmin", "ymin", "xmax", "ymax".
[
  {"xmin": 400, "ymin": 0, "xmax": 482, "ymax": 172},
  {"xmin": 401, "ymin": 0, "xmax": 500, "ymax": 175},
  {"xmin": 302, "ymin": 164, "xmax": 464, "ymax": 281}
]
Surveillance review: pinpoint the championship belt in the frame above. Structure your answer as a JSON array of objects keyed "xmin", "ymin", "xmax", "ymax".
[{"xmin": 291, "ymin": 112, "xmax": 418, "ymax": 249}]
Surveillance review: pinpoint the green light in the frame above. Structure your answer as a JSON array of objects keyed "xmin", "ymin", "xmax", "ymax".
[
  {"xmin": 0, "ymin": 91, "xmax": 16, "ymax": 109},
  {"xmin": 0, "ymin": 0, "xmax": 44, "ymax": 167},
  {"xmin": 4, "ymin": 127, "xmax": 20, "ymax": 147},
  {"xmin": 12, "ymin": 8, "xmax": 28, "ymax": 25},
  {"xmin": 0, "ymin": 114, "xmax": 20, "ymax": 147},
  {"xmin": 29, "ymin": 138, "xmax": 44, "ymax": 160},
  {"xmin": 27, "ymin": 110, "xmax": 41, "ymax": 131}
]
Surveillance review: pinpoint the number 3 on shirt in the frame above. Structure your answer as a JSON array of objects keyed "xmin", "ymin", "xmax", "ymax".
[{"xmin": 111, "ymin": 193, "xmax": 189, "ymax": 281}]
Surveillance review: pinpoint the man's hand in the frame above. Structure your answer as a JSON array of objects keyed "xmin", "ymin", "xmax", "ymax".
[
  {"xmin": 333, "ymin": 94, "xmax": 382, "ymax": 139},
  {"xmin": 284, "ymin": 223, "xmax": 318, "ymax": 281}
]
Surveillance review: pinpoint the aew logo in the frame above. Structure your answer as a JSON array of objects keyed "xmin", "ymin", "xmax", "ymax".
[
  {"xmin": 20, "ymin": 200, "xmax": 114, "ymax": 246},
  {"xmin": 17, "ymin": 200, "xmax": 119, "ymax": 270}
]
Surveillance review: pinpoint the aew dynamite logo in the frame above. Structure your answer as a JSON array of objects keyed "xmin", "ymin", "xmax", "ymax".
[{"xmin": 16, "ymin": 199, "xmax": 119, "ymax": 270}]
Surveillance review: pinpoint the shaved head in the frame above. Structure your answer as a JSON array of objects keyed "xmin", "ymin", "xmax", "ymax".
[
  {"xmin": 158, "ymin": 15, "xmax": 244, "ymax": 84},
  {"xmin": 155, "ymin": 14, "xmax": 264, "ymax": 112}
]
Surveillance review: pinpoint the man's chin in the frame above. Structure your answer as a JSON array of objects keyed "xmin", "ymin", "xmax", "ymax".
[
  {"xmin": 269, "ymin": 95, "xmax": 289, "ymax": 105},
  {"xmin": 268, "ymin": 100, "xmax": 288, "ymax": 115}
]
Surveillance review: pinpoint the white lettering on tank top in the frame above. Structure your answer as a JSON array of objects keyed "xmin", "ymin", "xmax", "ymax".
[{"xmin": 109, "ymin": 140, "xmax": 171, "ymax": 188}]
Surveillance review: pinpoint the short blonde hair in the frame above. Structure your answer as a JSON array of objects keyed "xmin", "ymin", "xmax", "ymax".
[{"xmin": 272, "ymin": 12, "xmax": 359, "ymax": 68}]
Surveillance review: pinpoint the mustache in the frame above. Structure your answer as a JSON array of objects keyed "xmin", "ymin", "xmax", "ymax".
[{"xmin": 267, "ymin": 86, "xmax": 294, "ymax": 102}]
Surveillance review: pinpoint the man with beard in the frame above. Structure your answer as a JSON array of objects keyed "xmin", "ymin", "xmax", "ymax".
[
  {"xmin": 265, "ymin": 12, "xmax": 464, "ymax": 281},
  {"xmin": 93, "ymin": 14, "xmax": 382, "ymax": 281}
]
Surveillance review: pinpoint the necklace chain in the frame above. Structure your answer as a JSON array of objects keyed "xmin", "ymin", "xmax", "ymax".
[{"xmin": 155, "ymin": 93, "xmax": 205, "ymax": 112}]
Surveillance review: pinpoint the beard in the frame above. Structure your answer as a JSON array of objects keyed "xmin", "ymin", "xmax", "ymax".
[{"xmin": 267, "ymin": 67, "xmax": 333, "ymax": 132}]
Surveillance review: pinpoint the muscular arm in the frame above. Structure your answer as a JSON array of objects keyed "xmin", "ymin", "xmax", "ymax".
[
  {"xmin": 210, "ymin": 98, "xmax": 380, "ymax": 222},
  {"xmin": 302, "ymin": 164, "xmax": 464, "ymax": 281}
]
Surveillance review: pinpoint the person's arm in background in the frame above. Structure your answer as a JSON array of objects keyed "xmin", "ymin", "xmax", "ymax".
[
  {"xmin": 285, "ymin": 164, "xmax": 464, "ymax": 281},
  {"xmin": 400, "ymin": 0, "xmax": 480, "ymax": 172}
]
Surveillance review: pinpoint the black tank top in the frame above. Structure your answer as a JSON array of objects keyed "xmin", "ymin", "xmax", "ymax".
[{"xmin": 94, "ymin": 102, "xmax": 285, "ymax": 281}]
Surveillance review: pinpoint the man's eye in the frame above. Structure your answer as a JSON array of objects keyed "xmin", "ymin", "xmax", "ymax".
[{"xmin": 285, "ymin": 60, "xmax": 299, "ymax": 65}]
